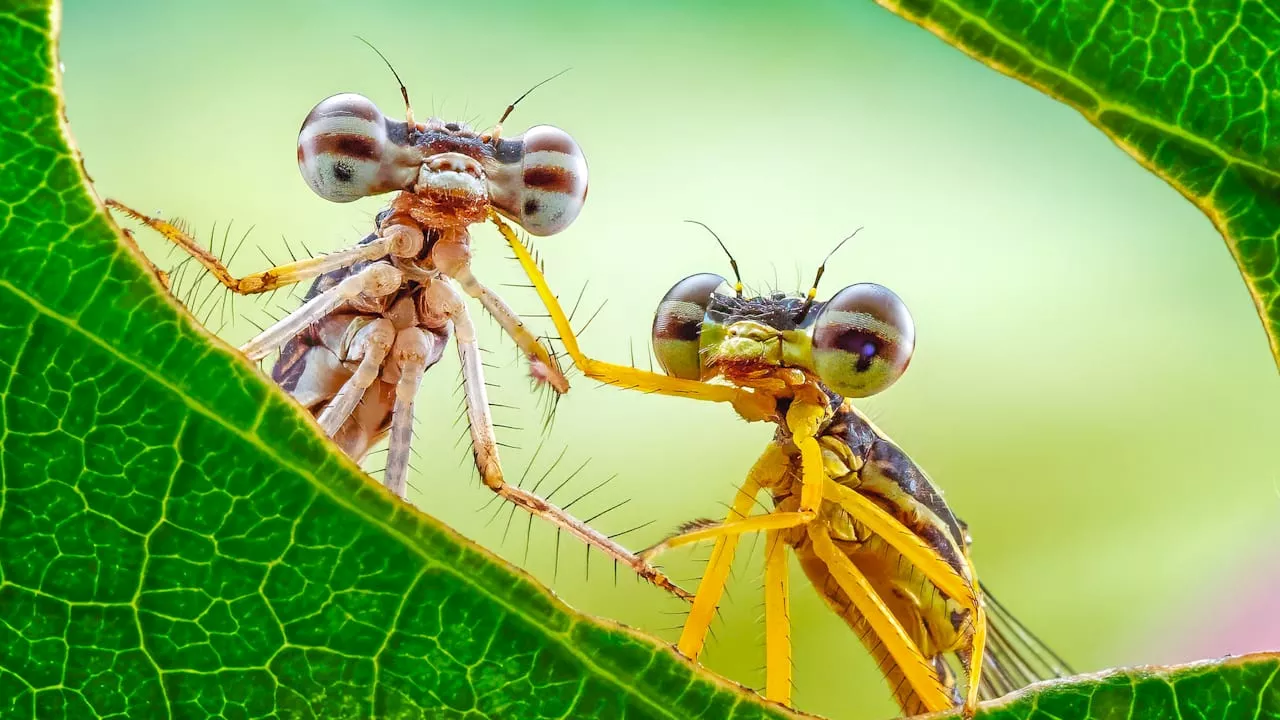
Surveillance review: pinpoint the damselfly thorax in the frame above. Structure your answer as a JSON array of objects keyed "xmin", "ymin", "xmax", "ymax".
[
  {"xmin": 491, "ymin": 218, "xmax": 1072, "ymax": 716},
  {"xmin": 108, "ymin": 82, "xmax": 688, "ymax": 599},
  {"xmin": 268, "ymin": 218, "xmax": 461, "ymax": 464}
]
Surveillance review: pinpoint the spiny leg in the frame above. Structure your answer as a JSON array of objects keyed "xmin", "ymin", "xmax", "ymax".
[
  {"xmin": 446, "ymin": 282, "xmax": 503, "ymax": 482},
  {"xmin": 643, "ymin": 511, "xmax": 813, "ymax": 560},
  {"xmin": 240, "ymin": 262, "xmax": 403, "ymax": 361},
  {"xmin": 487, "ymin": 210, "xmax": 774, "ymax": 421},
  {"xmin": 107, "ymin": 200, "xmax": 424, "ymax": 294},
  {"xmin": 114, "ymin": 226, "xmax": 172, "ymax": 289},
  {"xmin": 805, "ymin": 524, "xmax": 954, "ymax": 713},
  {"xmin": 644, "ymin": 401, "xmax": 829, "ymax": 561},
  {"xmin": 676, "ymin": 443, "xmax": 788, "ymax": 659},
  {"xmin": 763, "ymin": 529, "xmax": 792, "ymax": 705},
  {"xmin": 384, "ymin": 327, "xmax": 444, "ymax": 497},
  {"xmin": 441, "ymin": 279, "xmax": 692, "ymax": 600},
  {"xmin": 451, "ymin": 263, "xmax": 568, "ymax": 394},
  {"xmin": 316, "ymin": 318, "xmax": 396, "ymax": 437}
]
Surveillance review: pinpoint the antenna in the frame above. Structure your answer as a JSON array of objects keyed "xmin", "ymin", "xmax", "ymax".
[
  {"xmin": 796, "ymin": 227, "xmax": 863, "ymax": 322},
  {"xmin": 684, "ymin": 220, "xmax": 742, "ymax": 297},
  {"xmin": 489, "ymin": 68, "xmax": 571, "ymax": 143},
  {"xmin": 355, "ymin": 36, "xmax": 414, "ymax": 125}
]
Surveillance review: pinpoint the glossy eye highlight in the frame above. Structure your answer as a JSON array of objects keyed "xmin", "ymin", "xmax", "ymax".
[
  {"xmin": 489, "ymin": 125, "xmax": 588, "ymax": 235},
  {"xmin": 297, "ymin": 93, "xmax": 418, "ymax": 203},
  {"xmin": 651, "ymin": 273, "xmax": 726, "ymax": 379},
  {"xmin": 812, "ymin": 283, "xmax": 915, "ymax": 397}
]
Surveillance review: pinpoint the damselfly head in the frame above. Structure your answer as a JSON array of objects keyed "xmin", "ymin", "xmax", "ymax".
[
  {"xmin": 651, "ymin": 273, "xmax": 727, "ymax": 379},
  {"xmin": 650, "ymin": 273, "xmax": 915, "ymax": 397},
  {"xmin": 652, "ymin": 275, "xmax": 803, "ymax": 383},
  {"xmin": 297, "ymin": 93, "xmax": 587, "ymax": 236}
]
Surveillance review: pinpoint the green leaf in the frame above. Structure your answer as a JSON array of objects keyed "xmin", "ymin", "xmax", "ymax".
[
  {"xmin": 959, "ymin": 653, "xmax": 1280, "ymax": 720},
  {"xmin": 4, "ymin": 0, "xmax": 1274, "ymax": 718},
  {"xmin": 0, "ymin": 2, "xmax": 801, "ymax": 718},
  {"xmin": 873, "ymin": 0, "xmax": 1280, "ymax": 368}
]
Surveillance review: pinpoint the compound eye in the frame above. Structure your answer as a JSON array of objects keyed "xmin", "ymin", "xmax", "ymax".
[
  {"xmin": 297, "ymin": 93, "xmax": 417, "ymax": 202},
  {"xmin": 651, "ymin": 273, "xmax": 726, "ymax": 380},
  {"xmin": 490, "ymin": 125, "xmax": 588, "ymax": 235},
  {"xmin": 812, "ymin": 283, "xmax": 915, "ymax": 398}
]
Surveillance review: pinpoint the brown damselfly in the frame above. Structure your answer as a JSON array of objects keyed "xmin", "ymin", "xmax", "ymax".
[{"xmin": 107, "ymin": 54, "xmax": 687, "ymax": 598}]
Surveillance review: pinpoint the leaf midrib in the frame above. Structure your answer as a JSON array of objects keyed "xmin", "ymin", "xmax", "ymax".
[
  {"xmin": 0, "ymin": 267, "xmax": 704, "ymax": 720},
  {"xmin": 903, "ymin": 0, "xmax": 1280, "ymax": 183}
]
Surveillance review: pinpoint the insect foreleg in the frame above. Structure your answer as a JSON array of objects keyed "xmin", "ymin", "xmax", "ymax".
[
  {"xmin": 240, "ymin": 262, "xmax": 403, "ymax": 361},
  {"xmin": 805, "ymin": 524, "xmax": 954, "ymax": 713},
  {"xmin": 107, "ymin": 200, "xmax": 419, "ymax": 295},
  {"xmin": 787, "ymin": 401, "xmax": 827, "ymax": 513}
]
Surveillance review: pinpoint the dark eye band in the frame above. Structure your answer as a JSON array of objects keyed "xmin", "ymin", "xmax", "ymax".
[{"xmin": 811, "ymin": 283, "xmax": 914, "ymax": 398}]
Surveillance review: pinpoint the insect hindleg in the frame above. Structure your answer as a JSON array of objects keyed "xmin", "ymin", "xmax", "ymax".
[
  {"xmin": 805, "ymin": 524, "xmax": 954, "ymax": 713},
  {"xmin": 487, "ymin": 211, "xmax": 774, "ymax": 421},
  {"xmin": 240, "ymin": 262, "xmax": 403, "ymax": 361},
  {"xmin": 107, "ymin": 200, "xmax": 421, "ymax": 295},
  {"xmin": 642, "ymin": 511, "xmax": 813, "ymax": 560},
  {"xmin": 446, "ymin": 282, "xmax": 504, "ymax": 484},
  {"xmin": 676, "ymin": 443, "xmax": 787, "ymax": 659},
  {"xmin": 316, "ymin": 318, "xmax": 397, "ymax": 437},
  {"xmin": 437, "ymin": 279, "xmax": 693, "ymax": 600},
  {"xmin": 763, "ymin": 529, "xmax": 792, "ymax": 705},
  {"xmin": 643, "ymin": 402, "xmax": 829, "ymax": 561}
]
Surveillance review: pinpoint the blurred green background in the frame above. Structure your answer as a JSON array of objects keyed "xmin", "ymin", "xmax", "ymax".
[{"xmin": 61, "ymin": 1, "xmax": 1280, "ymax": 718}]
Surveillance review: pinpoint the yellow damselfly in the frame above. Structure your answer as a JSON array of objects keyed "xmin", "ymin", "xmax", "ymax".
[{"xmin": 492, "ymin": 211, "xmax": 1072, "ymax": 715}]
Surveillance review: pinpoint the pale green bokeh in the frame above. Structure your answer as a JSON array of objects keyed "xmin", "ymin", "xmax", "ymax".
[{"xmin": 61, "ymin": 2, "xmax": 1280, "ymax": 719}]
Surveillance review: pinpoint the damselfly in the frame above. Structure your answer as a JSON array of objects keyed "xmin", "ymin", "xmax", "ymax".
[
  {"xmin": 106, "ymin": 58, "xmax": 687, "ymax": 598},
  {"xmin": 491, "ymin": 214, "xmax": 1072, "ymax": 715}
]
